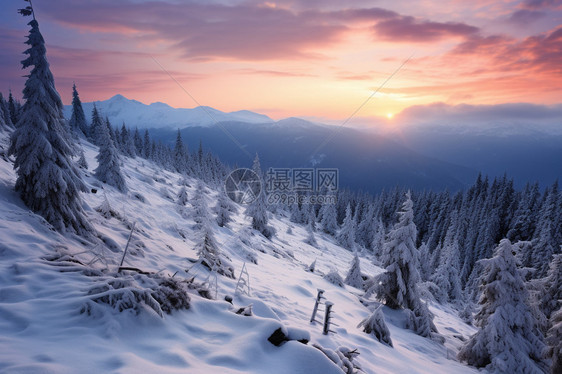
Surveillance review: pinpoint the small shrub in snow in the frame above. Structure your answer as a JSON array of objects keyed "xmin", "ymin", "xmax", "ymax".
[
  {"xmin": 234, "ymin": 304, "xmax": 253, "ymax": 316},
  {"xmin": 344, "ymin": 253, "xmax": 363, "ymax": 289},
  {"xmin": 324, "ymin": 269, "xmax": 345, "ymax": 287},
  {"xmin": 312, "ymin": 344, "xmax": 362, "ymax": 374},
  {"xmin": 304, "ymin": 221, "xmax": 318, "ymax": 247},
  {"xmin": 357, "ymin": 305, "xmax": 393, "ymax": 347},
  {"xmin": 131, "ymin": 192, "xmax": 146, "ymax": 203},
  {"xmin": 81, "ymin": 273, "xmax": 191, "ymax": 318},
  {"xmin": 306, "ymin": 259, "xmax": 316, "ymax": 273},
  {"xmin": 95, "ymin": 195, "xmax": 119, "ymax": 219}
]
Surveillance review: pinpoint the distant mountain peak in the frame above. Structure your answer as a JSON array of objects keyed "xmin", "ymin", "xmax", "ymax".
[{"xmin": 64, "ymin": 95, "xmax": 273, "ymax": 129}]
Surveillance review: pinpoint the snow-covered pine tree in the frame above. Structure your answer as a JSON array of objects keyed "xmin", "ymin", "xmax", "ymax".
[
  {"xmin": 430, "ymin": 210, "xmax": 462, "ymax": 304},
  {"xmin": 458, "ymin": 239, "xmax": 546, "ymax": 373},
  {"xmin": 337, "ymin": 203, "xmax": 356, "ymax": 250},
  {"xmin": 358, "ymin": 305, "xmax": 393, "ymax": 347},
  {"xmin": 214, "ymin": 189, "xmax": 235, "ymax": 227},
  {"xmin": 69, "ymin": 83, "xmax": 88, "ymax": 137},
  {"xmin": 194, "ymin": 216, "xmax": 234, "ymax": 279},
  {"xmin": 532, "ymin": 183, "xmax": 559, "ymax": 277},
  {"xmin": 9, "ymin": 11, "xmax": 92, "ymax": 235},
  {"xmin": 540, "ymin": 253, "xmax": 562, "ymax": 321},
  {"xmin": 143, "ymin": 130, "xmax": 151, "ymax": 159},
  {"xmin": 365, "ymin": 192, "xmax": 438, "ymax": 338},
  {"xmin": 319, "ymin": 199, "xmax": 338, "ymax": 236},
  {"xmin": 344, "ymin": 252, "xmax": 363, "ymax": 289},
  {"xmin": 0, "ymin": 92, "xmax": 14, "ymax": 130},
  {"xmin": 8, "ymin": 91, "xmax": 20, "ymax": 126},
  {"xmin": 245, "ymin": 154, "xmax": 274, "ymax": 239},
  {"xmin": 133, "ymin": 127, "xmax": 143, "ymax": 155},
  {"xmin": 304, "ymin": 219, "xmax": 318, "ymax": 247},
  {"xmin": 192, "ymin": 180, "xmax": 210, "ymax": 230},
  {"xmin": 89, "ymin": 104, "xmax": 104, "ymax": 145},
  {"xmin": 356, "ymin": 204, "xmax": 375, "ymax": 249},
  {"xmin": 177, "ymin": 186, "xmax": 189, "ymax": 206},
  {"xmin": 77, "ymin": 147, "xmax": 88, "ymax": 169},
  {"xmin": 418, "ymin": 241, "xmax": 431, "ymax": 281},
  {"xmin": 94, "ymin": 117, "xmax": 127, "ymax": 192},
  {"xmin": 545, "ymin": 305, "xmax": 562, "ymax": 374},
  {"xmin": 371, "ymin": 217, "xmax": 385, "ymax": 258},
  {"xmin": 173, "ymin": 129, "xmax": 187, "ymax": 173}
]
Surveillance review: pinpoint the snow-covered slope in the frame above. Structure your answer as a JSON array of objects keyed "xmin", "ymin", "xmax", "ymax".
[
  {"xmin": 63, "ymin": 94, "xmax": 273, "ymax": 129},
  {"xmin": 0, "ymin": 131, "xmax": 478, "ymax": 374}
]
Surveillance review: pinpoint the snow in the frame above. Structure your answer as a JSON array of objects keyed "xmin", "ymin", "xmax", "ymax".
[
  {"xmin": 63, "ymin": 94, "xmax": 273, "ymax": 129},
  {"xmin": 0, "ymin": 131, "xmax": 479, "ymax": 373}
]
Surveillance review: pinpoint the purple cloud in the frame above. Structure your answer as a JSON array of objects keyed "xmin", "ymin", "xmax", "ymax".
[{"xmin": 373, "ymin": 16, "xmax": 479, "ymax": 43}]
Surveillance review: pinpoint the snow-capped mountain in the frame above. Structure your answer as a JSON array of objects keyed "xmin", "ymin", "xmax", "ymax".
[{"xmin": 63, "ymin": 94, "xmax": 273, "ymax": 129}]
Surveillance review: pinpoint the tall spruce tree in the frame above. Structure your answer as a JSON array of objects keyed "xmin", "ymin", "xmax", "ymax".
[
  {"xmin": 9, "ymin": 8, "xmax": 92, "ymax": 235},
  {"xmin": 173, "ymin": 129, "xmax": 187, "ymax": 173},
  {"xmin": 319, "ymin": 198, "xmax": 338, "ymax": 235},
  {"xmin": 245, "ymin": 154, "xmax": 274, "ymax": 238},
  {"xmin": 458, "ymin": 239, "xmax": 546, "ymax": 373},
  {"xmin": 94, "ymin": 118, "xmax": 127, "ymax": 192},
  {"xmin": 8, "ymin": 91, "xmax": 19, "ymax": 126},
  {"xmin": 365, "ymin": 192, "xmax": 437, "ymax": 338},
  {"xmin": 337, "ymin": 203, "xmax": 356, "ymax": 250},
  {"xmin": 68, "ymin": 83, "xmax": 88, "ymax": 137},
  {"xmin": 90, "ymin": 104, "xmax": 104, "ymax": 145}
]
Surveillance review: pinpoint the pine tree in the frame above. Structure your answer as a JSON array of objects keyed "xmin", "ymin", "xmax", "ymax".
[
  {"xmin": 143, "ymin": 130, "xmax": 151, "ymax": 159},
  {"xmin": 195, "ymin": 218, "xmax": 234, "ymax": 279},
  {"xmin": 94, "ymin": 118, "xmax": 127, "ymax": 192},
  {"xmin": 119, "ymin": 123, "xmax": 136, "ymax": 157},
  {"xmin": 177, "ymin": 186, "xmax": 189, "ymax": 206},
  {"xmin": 77, "ymin": 148, "xmax": 88, "ymax": 169},
  {"xmin": 365, "ymin": 192, "xmax": 437, "ymax": 338},
  {"xmin": 89, "ymin": 104, "xmax": 104, "ymax": 145},
  {"xmin": 545, "ymin": 305, "xmax": 562, "ymax": 374},
  {"xmin": 458, "ymin": 239, "xmax": 546, "ymax": 373},
  {"xmin": 344, "ymin": 252, "xmax": 363, "ymax": 289},
  {"xmin": 337, "ymin": 204, "xmax": 356, "ymax": 250},
  {"xmin": 8, "ymin": 90, "xmax": 19, "ymax": 126},
  {"xmin": 9, "ymin": 11, "xmax": 92, "ymax": 235},
  {"xmin": 245, "ymin": 154, "xmax": 274, "ymax": 238},
  {"xmin": 532, "ymin": 184, "xmax": 559, "ymax": 277},
  {"xmin": 68, "ymin": 83, "xmax": 88, "ymax": 137},
  {"xmin": 540, "ymin": 253, "xmax": 562, "ymax": 321},
  {"xmin": 357, "ymin": 305, "xmax": 393, "ymax": 347},
  {"xmin": 214, "ymin": 189, "xmax": 234, "ymax": 227},
  {"xmin": 0, "ymin": 92, "xmax": 14, "ymax": 129},
  {"xmin": 319, "ymin": 199, "xmax": 338, "ymax": 235},
  {"xmin": 192, "ymin": 180, "xmax": 210, "ymax": 230},
  {"xmin": 371, "ymin": 217, "xmax": 385, "ymax": 258},
  {"xmin": 304, "ymin": 219, "xmax": 318, "ymax": 247},
  {"xmin": 133, "ymin": 127, "xmax": 143, "ymax": 155},
  {"xmin": 430, "ymin": 210, "xmax": 462, "ymax": 304},
  {"xmin": 173, "ymin": 129, "xmax": 187, "ymax": 173},
  {"xmin": 356, "ymin": 204, "xmax": 375, "ymax": 249}
]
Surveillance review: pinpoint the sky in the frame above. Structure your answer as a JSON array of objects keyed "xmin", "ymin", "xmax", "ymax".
[{"xmin": 1, "ymin": 0, "xmax": 561, "ymax": 124}]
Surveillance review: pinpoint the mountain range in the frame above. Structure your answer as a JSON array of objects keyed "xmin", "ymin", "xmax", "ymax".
[{"xmin": 65, "ymin": 95, "xmax": 562, "ymax": 192}]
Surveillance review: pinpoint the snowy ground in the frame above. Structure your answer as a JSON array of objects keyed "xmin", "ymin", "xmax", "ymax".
[{"xmin": 0, "ymin": 132, "xmax": 478, "ymax": 373}]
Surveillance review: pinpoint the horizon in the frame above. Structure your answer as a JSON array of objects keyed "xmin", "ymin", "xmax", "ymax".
[{"xmin": 1, "ymin": 0, "xmax": 561, "ymax": 126}]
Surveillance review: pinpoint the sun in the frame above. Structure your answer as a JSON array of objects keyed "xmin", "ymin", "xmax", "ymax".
[{"xmin": 386, "ymin": 113, "xmax": 394, "ymax": 119}]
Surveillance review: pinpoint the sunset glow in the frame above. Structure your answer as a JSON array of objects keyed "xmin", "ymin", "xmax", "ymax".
[{"xmin": 1, "ymin": 0, "xmax": 561, "ymax": 124}]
